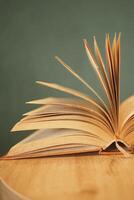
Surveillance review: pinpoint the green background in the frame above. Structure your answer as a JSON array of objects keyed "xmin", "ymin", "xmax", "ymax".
[{"xmin": 0, "ymin": 0, "xmax": 134, "ymax": 155}]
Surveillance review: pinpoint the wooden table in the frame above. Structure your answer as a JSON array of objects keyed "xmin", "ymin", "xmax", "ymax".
[{"xmin": 0, "ymin": 155, "xmax": 134, "ymax": 200}]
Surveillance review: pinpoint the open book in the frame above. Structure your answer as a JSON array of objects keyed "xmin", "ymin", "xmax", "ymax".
[{"xmin": 3, "ymin": 33, "xmax": 134, "ymax": 159}]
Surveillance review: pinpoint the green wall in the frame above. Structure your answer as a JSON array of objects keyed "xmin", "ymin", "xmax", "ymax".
[{"xmin": 0, "ymin": 0, "xmax": 134, "ymax": 154}]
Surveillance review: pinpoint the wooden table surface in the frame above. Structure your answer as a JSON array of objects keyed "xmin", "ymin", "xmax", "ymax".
[{"xmin": 0, "ymin": 154, "xmax": 134, "ymax": 200}]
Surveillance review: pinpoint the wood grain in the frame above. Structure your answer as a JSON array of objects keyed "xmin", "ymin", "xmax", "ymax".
[{"xmin": 0, "ymin": 155, "xmax": 134, "ymax": 200}]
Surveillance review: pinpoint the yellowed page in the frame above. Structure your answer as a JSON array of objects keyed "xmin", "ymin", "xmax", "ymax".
[
  {"xmin": 11, "ymin": 115, "xmax": 114, "ymax": 139},
  {"xmin": 4, "ymin": 145, "xmax": 101, "ymax": 159},
  {"xmin": 93, "ymin": 36, "xmax": 114, "ymax": 116},
  {"xmin": 83, "ymin": 38, "xmax": 114, "ymax": 122},
  {"xmin": 36, "ymin": 81, "xmax": 113, "ymax": 126},
  {"xmin": 3, "ymin": 145, "xmax": 102, "ymax": 160},
  {"xmin": 15, "ymin": 129, "xmax": 103, "ymax": 144},
  {"xmin": 55, "ymin": 56, "xmax": 107, "ymax": 109},
  {"xmin": 25, "ymin": 97, "xmax": 101, "ymax": 116},
  {"xmin": 21, "ymin": 103, "xmax": 111, "ymax": 131},
  {"xmin": 24, "ymin": 98, "xmax": 114, "ymax": 132},
  {"xmin": 105, "ymin": 34, "xmax": 121, "ymax": 132},
  {"xmin": 20, "ymin": 113, "xmax": 110, "ymax": 133},
  {"xmin": 124, "ymin": 131, "xmax": 134, "ymax": 145},
  {"xmin": 119, "ymin": 96, "xmax": 134, "ymax": 137},
  {"xmin": 25, "ymin": 98, "xmax": 109, "ymax": 122},
  {"xmin": 5, "ymin": 129, "xmax": 108, "ymax": 157}
]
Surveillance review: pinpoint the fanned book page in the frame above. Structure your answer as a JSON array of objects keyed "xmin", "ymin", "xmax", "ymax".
[{"xmin": 2, "ymin": 33, "xmax": 134, "ymax": 159}]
